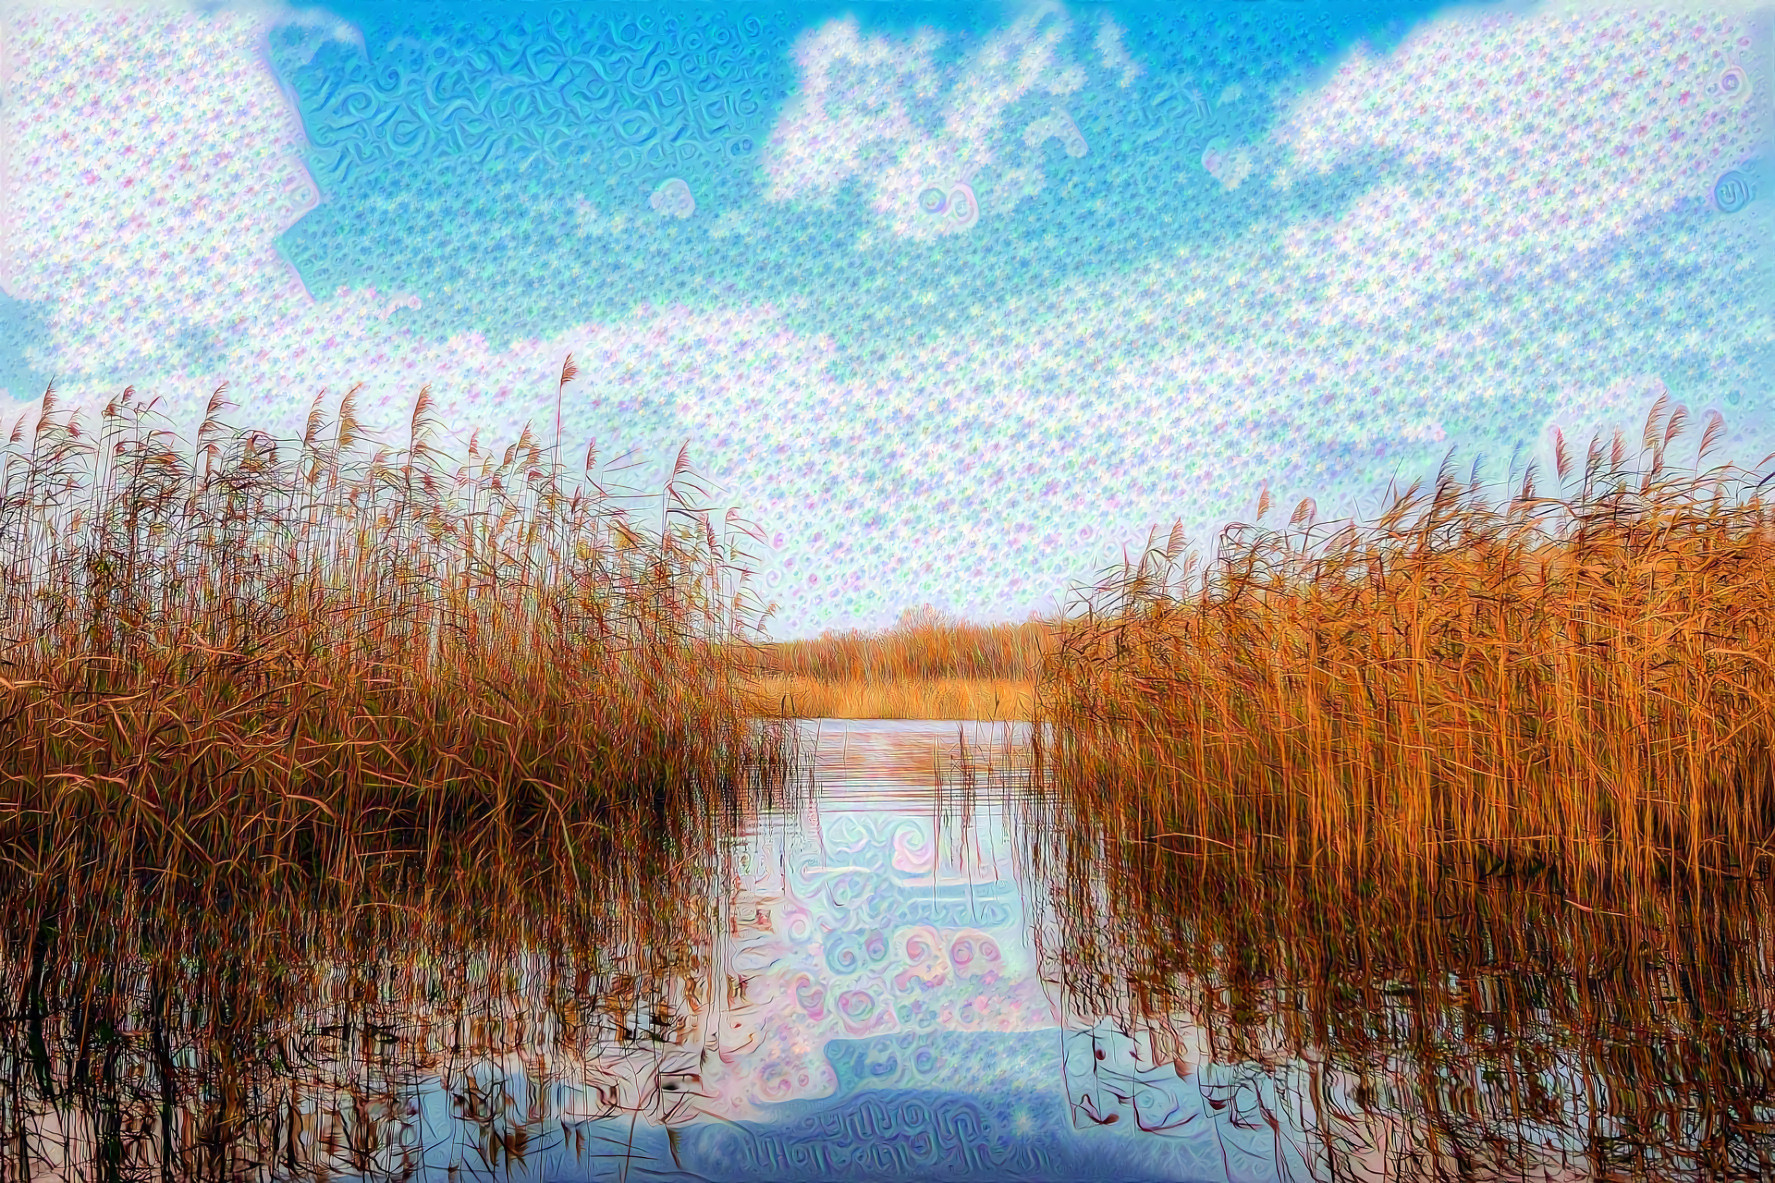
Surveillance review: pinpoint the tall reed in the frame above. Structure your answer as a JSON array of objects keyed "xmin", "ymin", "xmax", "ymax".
[
  {"xmin": 0, "ymin": 377, "xmax": 798, "ymax": 898},
  {"xmin": 1035, "ymin": 397, "xmax": 1775, "ymax": 888}
]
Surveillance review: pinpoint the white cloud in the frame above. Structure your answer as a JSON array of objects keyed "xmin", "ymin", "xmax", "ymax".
[
  {"xmin": 1021, "ymin": 109, "xmax": 1087, "ymax": 157},
  {"xmin": 1200, "ymin": 138, "xmax": 1253, "ymax": 191},
  {"xmin": 1093, "ymin": 13, "xmax": 1143, "ymax": 89},
  {"xmin": 2, "ymin": 3, "xmax": 315, "ymax": 381},
  {"xmin": 1263, "ymin": 5, "xmax": 1769, "ymax": 322},
  {"xmin": 761, "ymin": 3, "xmax": 1091, "ymax": 240}
]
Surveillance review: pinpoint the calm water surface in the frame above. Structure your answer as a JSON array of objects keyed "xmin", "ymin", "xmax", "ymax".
[{"xmin": 4, "ymin": 719, "xmax": 1772, "ymax": 1181}]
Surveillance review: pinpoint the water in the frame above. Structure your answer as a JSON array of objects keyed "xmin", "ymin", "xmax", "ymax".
[{"xmin": 3, "ymin": 719, "xmax": 1773, "ymax": 1181}]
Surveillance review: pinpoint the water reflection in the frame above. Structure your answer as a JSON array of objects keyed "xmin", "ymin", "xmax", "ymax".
[
  {"xmin": 0, "ymin": 835, "xmax": 728, "ymax": 1180},
  {"xmin": 1023, "ymin": 791, "xmax": 1775, "ymax": 1181},
  {"xmin": 4, "ymin": 721, "xmax": 1774, "ymax": 1180}
]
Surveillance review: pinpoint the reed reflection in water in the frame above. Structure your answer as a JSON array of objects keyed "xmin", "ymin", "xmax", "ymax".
[
  {"xmin": 1022, "ymin": 782, "xmax": 1775, "ymax": 1181},
  {"xmin": 6, "ymin": 718, "xmax": 1775, "ymax": 1180},
  {"xmin": 0, "ymin": 849, "xmax": 713, "ymax": 1178},
  {"xmin": 0, "ymin": 720, "xmax": 1209, "ymax": 1182},
  {"xmin": 0, "ymin": 707, "xmax": 806, "ymax": 1183}
]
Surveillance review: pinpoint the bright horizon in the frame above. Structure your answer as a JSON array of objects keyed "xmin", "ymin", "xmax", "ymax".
[{"xmin": 2, "ymin": 0, "xmax": 1771, "ymax": 642}]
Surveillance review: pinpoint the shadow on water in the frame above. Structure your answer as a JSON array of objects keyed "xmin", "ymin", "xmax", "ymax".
[{"xmin": 5, "ymin": 719, "xmax": 1775, "ymax": 1180}]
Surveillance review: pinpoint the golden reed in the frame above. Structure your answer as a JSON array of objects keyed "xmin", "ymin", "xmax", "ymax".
[
  {"xmin": 743, "ymin": 603, "xmax": 1057, "ymax": 720},
  {"xmin": 0, "ymin": 369, "xmax": 799, "ymax": 897},
  {"xmin": 1034, "ymin": 396, "xmax": 1775, "ymax": 888}
]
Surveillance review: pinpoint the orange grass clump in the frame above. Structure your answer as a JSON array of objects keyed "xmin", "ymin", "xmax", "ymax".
[
  {"xmin": 744, "ymin": 604, "xmax": 1058, "ymax": 719},
  {"xmin": 1034, "ymin": 396, "xmax": 1775, "ymax": 888},
  {"xmin": 741, "ymin": 673, "xmax": 1034, "ymax": 721},
  {"xmin": 0, "ymin": 375, "xmax": 799, "ymax": 896}
]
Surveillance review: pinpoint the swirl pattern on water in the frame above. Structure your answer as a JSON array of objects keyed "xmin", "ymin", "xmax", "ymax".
[
  {"xmin": 1717, "ymin": 60, "xmax": 1751, "ymax": 105},
  {"xmin": 680, "ymin": 1089, "xmax": 1055, "ymax": 1179},
  {"xmin": 1715, "ymin": 170, "xmax": 1754, "ymax": 214},
  {"xmin": 689, "ymin": 789, "xmax": 1056, "ymax": 1127}
]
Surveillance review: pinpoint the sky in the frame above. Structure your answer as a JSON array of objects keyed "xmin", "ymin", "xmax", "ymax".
[{"xmin": 1, "ymin": 0, "xmax": 1771, "ymax": 638}]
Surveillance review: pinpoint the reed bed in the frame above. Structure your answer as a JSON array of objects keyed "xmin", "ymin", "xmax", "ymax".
[
  {"xmin": 1034, "ymin": 397, "xmax": 1775, "ymax": 888},
  {"xmin": 0, "ymin": 375, "xmax": 799, "ymax": 898},
  {"xmin": 759, "ymin": 604, "xmax": 1055, "ymax": 682},
  {"xmin": 743, "ymin": 605, "xmax": 1057, "ymax": 719}
]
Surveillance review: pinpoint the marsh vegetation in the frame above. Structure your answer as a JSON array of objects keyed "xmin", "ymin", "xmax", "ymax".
[
  {"xmin": 741, "ymin": 605, "xmax": 1055, "ymax": 721},
  {"xmin": 0, "ymin": 373, "xmax": 804, "ymax": 1178},
  {"xmin": 1034, "ymin": 397, "xmax": 1775, "ymax": 890},
  {"xmin": 3, "ymin": 372, "xmax": 1775, "ymax": 1180},
  {"xmin": 0, "ymin": 377, "xmax": 798, "ymax": 900}
]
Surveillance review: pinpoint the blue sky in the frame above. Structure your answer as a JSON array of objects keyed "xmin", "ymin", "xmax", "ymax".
[{"xmin": 1, "ymin": 0, "xmax": 1770, "ymax": 637}]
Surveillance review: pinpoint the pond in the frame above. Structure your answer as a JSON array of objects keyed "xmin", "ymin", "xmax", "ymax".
[{"xmin": 2, "ymin": 718, "xmax": 1771, "ymax": 1181}]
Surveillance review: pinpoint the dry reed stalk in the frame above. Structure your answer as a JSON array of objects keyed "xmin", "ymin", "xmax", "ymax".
[
  {"xmin": 0, "ymin": 378, "xmax": 800, "ymax": 899},
  {"xmin": 1034, "ymin": 398, "xmax": 1775, "ymax": 889},
  {"xmin": 739, "ymin": 604, "xmax": 1058, "ymax": 719}
]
